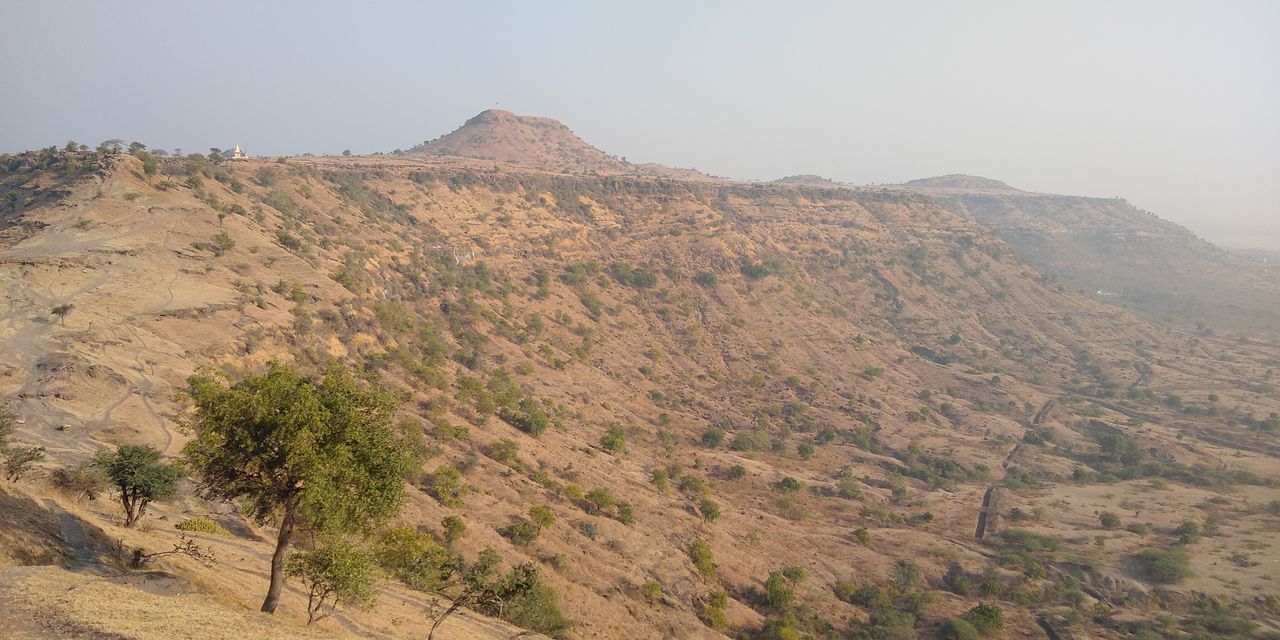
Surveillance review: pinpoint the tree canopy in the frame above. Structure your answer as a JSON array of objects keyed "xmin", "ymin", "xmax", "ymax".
[
  {"xmin": 92, "ymin": 444, "xmax": 180, "ymax": 527},
  {"xmin": 183, "ymin": 362, "xmax": 418, "ymax": 613}
]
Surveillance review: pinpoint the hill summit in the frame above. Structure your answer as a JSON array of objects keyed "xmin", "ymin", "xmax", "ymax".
[
  {"xmin": 410, "ymin": 109, "xmax": 622, "ymax": 172},
  {"xmin": 899, "ymin": 174, "xmax": 1021, "ymax": 191}
]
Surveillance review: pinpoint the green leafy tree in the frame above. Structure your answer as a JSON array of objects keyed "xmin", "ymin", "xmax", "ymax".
[
  {"xmin": 428, "ymin": 465, "xmax": 467, "ymax": 507},
  {"xmin": 763, "ymin": 571, "xmax": 795, "ymax": 612},
  {"xmin": 584, "ymin": 488, "xmax": 615, "ymax": 514},
  {"xmin": 688, "ymin": 539, "xmax": 716, "ymax": 579},
  {"xmin": 374, "ymin": 525, "xmax": 450, "ymax": 591},
  {"xmin": 427, "ymin": 549, "xmax": 545, "ymax": 640},
  {"xmin": 441, "ymin": 515, "xmax": 466, "ymax": 545},
  {"xmin": 92, "ymin": 444, "xmax": 180, "ymax": 526},
  {"xmin": 183, "ymin": 363, "xmax": 417, "ymax": 614},
  {"xmin": 600, "ymin": 423, "xmax": 626, "ymax": 454},
  {"xmin": 529, "ymin": 505, "xmax": 555, "ymax": 531},
  {"xmin": 699, "ymin": 497, "xmax": 721, "ymax": 523},
  {"xmin": 285, "ymin": 540, "xmax": 376, "ymax": 625}
]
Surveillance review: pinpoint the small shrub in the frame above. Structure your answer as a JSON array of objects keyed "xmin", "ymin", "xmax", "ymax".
[
  {"xmin": 641, "ymin": 579, "xmax": 662, "ymax": 602},
  {"xmin": 962, "ymin": 603, "xmax": 1004, "ymax": 636},
  {"xmin": 1136, "ymin": 547, "xmax": 1193, "ymax": 584},
  {"xmin": 941, "ymin": 618, "xmax": 980, "ymax": 640},
  {"xmin": 51, "ymin": 464, "xmax": 107, "ymax": 501},
  {"xmin": 428, "ymin": 465, "xmax": 467, "ymax": 507},
  {"xmin": 699, "ymin": 498, "xmax": 720, "ymax": 523},
  {"xmin": 503, "ymin": 519, "xmax": 541, "ymax": 546},
  {"xmin": 1099, "ymin": 511, "xmax": 1121, "ymax": 530},
  {"xmin": 615, "ymin": 501, "xmax": 636, "ymax": 525},
  {"xmin": 175, "ymin": 516, "xmax": 231, "ymax": 537},
  {"xmin": 600, "ymin": 423, "xmax": 626, "ymax": 454},
  {"xmin": 441, "ymin": 515, "xmax": 466, "ymax": 544},
  {"xmin": 483, "ymin": 438, "xmax": 520, "ymax": 464},
  {"xmin": 3, "ymin": 445, "xmax": 45, "ymax": 482},
  {"xmin": 699, "ymin": 591, "xmax": 727, "ymax": 629}
]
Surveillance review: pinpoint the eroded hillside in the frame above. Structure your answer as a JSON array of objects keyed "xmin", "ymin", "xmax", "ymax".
[
  {"xmin": 2, "ymin": 146, "xmax": 1279, "ymax": 640},
  {"xmin": 894, "ymin": 177, "xmax": 1280, "ymax": 337}
]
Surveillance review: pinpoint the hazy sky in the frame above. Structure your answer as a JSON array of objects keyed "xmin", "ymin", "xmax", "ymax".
[{"xmin": 2, "ymin": 1, "xmax": 1277, "ymax": 248}]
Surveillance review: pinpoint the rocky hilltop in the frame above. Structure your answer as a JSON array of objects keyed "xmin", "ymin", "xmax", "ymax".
[{"xmin": 410, "ymin": 109, "xmax": 623, "ymax": 173}]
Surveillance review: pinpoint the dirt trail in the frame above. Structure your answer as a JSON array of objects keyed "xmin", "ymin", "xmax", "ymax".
[{"xmin": 1030, "ymin": 399, "xmax": 1055, "ymax": 427}]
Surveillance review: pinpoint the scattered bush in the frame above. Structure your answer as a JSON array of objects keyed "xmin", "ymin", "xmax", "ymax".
[
  {"xmin": 1136, "ymin": 547, "xmax": 1193, "ymax": 584},
  {"xmin": 699, "ymin": 498, "xmax": 721, "ymax": 523},
  {"xmin": 941, "ymin": 617, "xmax": 980, "ymax": 640},
  {"xmin": 176, "ymin": 516, "xmax": 231, "ymax": 537},
  {"xmin": 961, "ymin": 603, "xmax": 1004, "ymax": 636},
  {"xmin": 428, "ymin": 465, "xmax": 468, "ymax": 507},
  {"xmin": 3, "ymin": 445, "xmax": 45, "ymax": 482},
  {"xmin": 483, "ymin": 439, "xmax": 520, "ymax": 465},
  {"xmin": 688, "ymin": 539, "xmax": 716, "ymax": 579},
  {"xmin": 600, "ymin": 423, "xmax": 626, "ymax": 454},
  {"xmin": 441, "ymin": 515, "xmax": 466, "ymax": 545},
  {"xmin": 1099, "ymin": 511, "xmax": 1121, "ymax": 530},
  {"xmin": 699, "ymin": 591, "xmax": 728, "ymax": 629},
  {"xmin": 50, "ymin": 464, "xmax": 107, "ymax": 501}
]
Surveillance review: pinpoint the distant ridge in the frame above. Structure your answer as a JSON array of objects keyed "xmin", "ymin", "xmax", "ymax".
[
  {"xmin": 409, "ymin": 109, "xmax": 622, "ymax": 172},
  {"xmin": 899, "ymin": 174, "xmax": 1021, "ymax": 192},
  {"xmin": 772, "ymin": 174, "xmax": 845, "ymax": 187}
]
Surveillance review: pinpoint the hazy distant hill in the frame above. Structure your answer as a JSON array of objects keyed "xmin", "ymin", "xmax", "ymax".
[
  {"xmin": 410, "ymin": 109, "xmax": 623, "ymax": 172},
  {"xmin": 895, "ymin": 176, "xmax": 1280, "ymax": 336},
  {"xmin": 901, "ymin": 174, "xmax": 1021, "ymax": 192}
]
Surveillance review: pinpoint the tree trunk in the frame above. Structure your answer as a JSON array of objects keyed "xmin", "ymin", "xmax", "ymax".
[
  {"xmin": 428, "ymin": 602, "xmax": 463, "ymax": 640},
  {"xmin": 122, "ymin": 492, "xmax": 138, "ymax": 527},
  {"xmin": 260, "ymin": 507, "xmax": 296, "ymax": 614}
]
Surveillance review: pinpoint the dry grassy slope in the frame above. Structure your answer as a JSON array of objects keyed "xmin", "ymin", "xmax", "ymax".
[
  {"xmin": 1, "ymin": 153, "xmax": 1278, "ymax": 639},
  {"xmin": 894, "ymin": 180, "xmax": 1280, "ymax": 337}
]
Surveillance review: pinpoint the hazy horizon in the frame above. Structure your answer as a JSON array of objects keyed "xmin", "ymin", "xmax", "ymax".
[{"xmin": 2, "ymin": 1, "xmax": 1276, "ymax": 249}]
